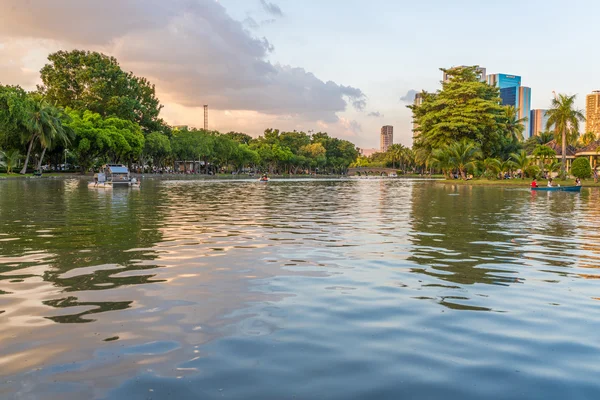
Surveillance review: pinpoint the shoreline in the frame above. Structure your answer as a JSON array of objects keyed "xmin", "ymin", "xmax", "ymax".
[
  {"xmin": 436, "ymin": 179, "xmax": 600, "ymax": 188},
  {"xmin": 1, "ymin": 173, "xmax": 439, "ymax": 181}
]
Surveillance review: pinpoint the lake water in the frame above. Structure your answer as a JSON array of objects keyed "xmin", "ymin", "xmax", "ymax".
[{"xmin": 1, "ymin": 178, "xmax": 600, "ymax": 399}]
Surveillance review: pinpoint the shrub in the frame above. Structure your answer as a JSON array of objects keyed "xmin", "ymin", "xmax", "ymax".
[
  {"xmin": 524, "ymin": 165, "xmax": 540, "ymax": 178},
  {"xmin": 571, "ymin": 157, "xmax": 592, "ymax": 179}
]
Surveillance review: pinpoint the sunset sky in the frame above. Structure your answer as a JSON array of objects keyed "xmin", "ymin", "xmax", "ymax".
[{"xmin": 0, "ymin": 0, "xmax": 598, "ymax": 148}]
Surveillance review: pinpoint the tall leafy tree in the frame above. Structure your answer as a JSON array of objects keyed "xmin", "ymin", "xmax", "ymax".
[
  {"xmin": 0, "ymin": 85, "xmax": 30, "ymax": 151},
  {"xmin": 545, "ymin": 94, "xmax": 585, "ymax": 175},
  {"xmin": 144, "ymin": 132, "xmax": 172, "ymax": 168},
  {"xmin": 39, "ymin": 50, "xmax": 163, "ymax": 133},
  {"xmin": 409, "ymin": 66, "xmax": 507, "ymax": 159},
  {"xmin": 63, "ymin": 109, "xmax": 145, "ymax": 173}
]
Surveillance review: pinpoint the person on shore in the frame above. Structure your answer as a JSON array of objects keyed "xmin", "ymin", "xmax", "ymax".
[
  {"xmin": 530, "ymin": 178, "xmax": 538, "ymax": 188},
  {"xmin": 575, "ymin": 177, "xmax": 582, "ymax": 186},
  {"xmin": 547, "ymin": 178, "xmax": 553, "ymax": 187}
]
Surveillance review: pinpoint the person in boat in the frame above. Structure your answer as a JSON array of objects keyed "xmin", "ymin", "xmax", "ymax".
[
  {"xmin": 530, "ymin": 178, "xmax": 538, "ymax": 188},
  {"xmin": 575, "ymin": 177, "xmax": 582, "ymax": 186},
  {"xmin": 260, "ymin": 174, "xmax": 268, "ymax": 182},
  {"xmin": 547, "ymin": 178, "xmax": 553, "ymax": 187}
]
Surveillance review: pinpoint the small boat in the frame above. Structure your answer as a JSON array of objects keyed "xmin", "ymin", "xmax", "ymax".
[
  {"xmin": 531, "ymin": 186, "xmax": 581, "ymax": 192},
  {"xmin": 89, "ymin": 164, "xmax": 140, "ymax": 188},
  {"xmin": 258, "ymin": 175, "xmax": 269, "ymax": 182}
]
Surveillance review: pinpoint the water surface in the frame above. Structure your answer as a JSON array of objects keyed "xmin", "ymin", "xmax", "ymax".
[{"xmin": 1, "ymin": 178, "xmax": 599, "ymax": 399}]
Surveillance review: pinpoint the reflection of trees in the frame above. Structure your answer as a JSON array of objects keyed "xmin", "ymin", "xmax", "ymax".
[
  {"xmin": 43, "ymin": 297, "xmax": 133, "ymax": 323},
  {"xmin": 0, "ymin": 179, "xmax": 167, "ymax": 320},
  {"xmin": 408, "ymin": 183, "xmax": 587, "ymax": 292},
  {"xmin": 408, "ymin": 184, "xmax": 526, "ymax": 287}
]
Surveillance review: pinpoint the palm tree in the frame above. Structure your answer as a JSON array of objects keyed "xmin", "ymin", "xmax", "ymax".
[
  {"xmin": 387, "ymin": 144, "xmax": 405, "ymax": 169},
  {"xmin": 579, "ymin": 131, "xmax": 598, "ymax": 147},
  {"xmin": 35, "ymin": 107, "xmax": 70, "ymax": 171},
  {"xmin": 532, "ymin": 144, "xmax": 557, "ymax": 178},
  {"xmin": 539, "ymin": 131, "xmax": 554, "ymax": 144},
  {"xmin": 19, "ymin": 98, "xmax": 66, "ymax": 174},
  {"xmin": 510, "ymin": 150, "xmax": 530, "ymax": 179},
  {"xmin": 482, "ymin": 157, "xmax": 501, "ymax": 179},
  {"xmin": 545, "ymin": 94, "xmax": 585, "ymax": 175},
  {"xmin": 0, "ymin": 149, "xmax": 21, "ymax": 174},
  {"xmin": 500, "ymin": 160, "xmax": 515, "ymax": 179},
  {"xmin": 429, "ymin": 147, "xmax": 453, "ymax": 178},
  {"xmin": 447, "ymin": 139, "xmax": 482, "ymax": 179},
  {"xmin": 504, "ymin": 105, "xmax": 527, "ymax": 142}
]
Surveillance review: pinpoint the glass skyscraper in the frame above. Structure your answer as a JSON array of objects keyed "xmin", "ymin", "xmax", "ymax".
[{"xmin": 487, "ymin": 74, "xmax": 532, "ymax": 139}]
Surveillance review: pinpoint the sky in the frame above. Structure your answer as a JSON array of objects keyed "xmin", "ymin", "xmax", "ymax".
[{"xmin": 0, "ymin": 0, "xmax": 598, "ymax": 149}]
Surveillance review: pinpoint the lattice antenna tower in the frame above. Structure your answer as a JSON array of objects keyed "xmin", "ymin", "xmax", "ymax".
[{"xmin": 204, "ymin": 105, "xmax": 208, "ymax": 131}]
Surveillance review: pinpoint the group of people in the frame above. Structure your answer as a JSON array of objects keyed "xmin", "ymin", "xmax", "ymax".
[{"xmin": 530, "ymin": 177, "xmax": 582, "ymax": 188}]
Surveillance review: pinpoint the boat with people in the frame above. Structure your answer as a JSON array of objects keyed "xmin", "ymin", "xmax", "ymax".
[
  {"xmin": 258, "ymin": 174, "xmax": 269, "ymax": 183},
  {"xmin": 531, "ymin": 186, "xmax": 581, "ymax": 192},
  {"xmin": 88, "ymin": 164, "xmax": 140, "ymax": 189}
]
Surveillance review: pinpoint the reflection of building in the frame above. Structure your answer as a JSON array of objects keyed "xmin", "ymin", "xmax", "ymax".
[
  {"xmin": 443, "ymin": 66, "xmax": 486, "ymax": 82},
  {"xmin": 530, "ymin": 109, "xmax": 550, "ymax": 136},
  {"xmin": 487, "ymin": 73, "xmax": 531, "ymax": 139},
  {"xmin": 586, "ymin": 91, "xmax": 600, "ymax": 135},
  {"xmin": 380, "ymin": 125, "xmax": 393, "ymax": 152}
]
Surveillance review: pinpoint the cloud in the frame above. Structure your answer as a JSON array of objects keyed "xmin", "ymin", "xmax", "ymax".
[
  {"xmin": 367, "ymin": 111, "xmax": 383, "ymax": 117},
  {"xmin": 243, "ymin": 17, "xmax": 260, "ymax": 30},
  {"xmin": 0, "ymin": 0, "xmax": 365, "ymax": 125},
  {"xmin": 260, "ymin": 0, "xmax": 283, "ymax": 17},
  {"xmin": 400, "ymin": 89, "xmax": 418, "ymax": 103}
]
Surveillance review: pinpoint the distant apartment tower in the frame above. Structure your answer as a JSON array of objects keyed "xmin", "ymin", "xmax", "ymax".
[
  {"xmin": 487, "ymin": 73, "xmax": 531, "ymax": 139},
  {"xmin": 443, "ymin": 66, "xmax": 486, "ymax": 83},
  {"xmin": 530, "ymin": 109, "xmax": 550, "ymax": 137},
  {"xmin": 412, "ymin": 92, "xmax": 424, "ymax": 138},
  {"xmin": 380, "ymin": 125, "xmax": 393, "ymax": 152},
  {"xmin": 586, "ymin": 91, "xmax": 600, "ymax": 135}
]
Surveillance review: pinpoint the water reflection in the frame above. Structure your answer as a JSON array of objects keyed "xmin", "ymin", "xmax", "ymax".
[{"xmin": 1, "ymin": 179, "xmax": 600, "ymax": 399}]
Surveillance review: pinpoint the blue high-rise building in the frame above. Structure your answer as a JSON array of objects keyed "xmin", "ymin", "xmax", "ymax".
[{"xmin": 487, "ymin": 74, "xmax": 532, "ymax": 139}]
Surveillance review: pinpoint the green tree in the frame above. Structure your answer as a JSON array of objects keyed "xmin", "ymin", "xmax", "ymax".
[
  {"xmin": 510, "ymin": 150, "xmax": 530, "ymax": 179},
  {"xmin": 144, "ymin": 132, "xmax": 172, "ymax": 168},
  {"xmin": 63, "ymin": 109, "xmax": 145, "ymax": 173},
  {"xmin": 532, "ymin": 144, "xmax": 556, "ymax": 177},
  {"xmin": 20, "ymin": 98, "xmax": 67, "ymax": 174},
  {"xmin": 300, "ymin": 143, "xmax": 327, "ymax": 173},
  {"xmin": 482, "ymin": 157, "xmax": 501, "ymax": 179},
  {"xmin": 447, "ymin": 139, "xmax": 482, "ymax": 179},
  {"xmin": 0, "ymin": 149, "xmax": 20, "ymax": 174},
  {"xmin": 39, "ymin": 50, "xmax": 162, "ymax": 133},
  {"xmin": 571, "ymin": 157, "xmax": 592, "ymax": 179},
  {"xmin": 579, "ymin": 131, "xmax": 598, "ymax": 147},
  {"xmin": 0, "ymin": 85, "xmax": 30, "ymax": 151},
  {"xmin": 545, "ymin": 94, "xmax": 585, "ymax": 175},
  {"xmin": 503, "ymin": 105, "xmax": 527, "ymax": 142},
  {"xmin": 387, "ymin": 144, "xmax": 405, "ymax": 169},
  {"xmin": 224, "ymin": 132, "xmax": 253, "ymax": 145},
  {"xmin": 429, "ymin": 147, "xmax": 453, "ymax": 179},
  {"xmin": 409, "ymin": 66, "xmax": 507, "ymax": 159}
]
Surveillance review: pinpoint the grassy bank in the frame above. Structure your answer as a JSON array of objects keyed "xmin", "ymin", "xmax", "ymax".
[{"xmin": 437, "ymin": 178, "xmax": 600, "ymax": 187}]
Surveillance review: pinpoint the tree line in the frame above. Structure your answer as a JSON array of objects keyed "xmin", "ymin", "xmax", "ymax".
[{"xmin": 0, "ymin": 50, "xmax": 358, "ymax": 175}]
